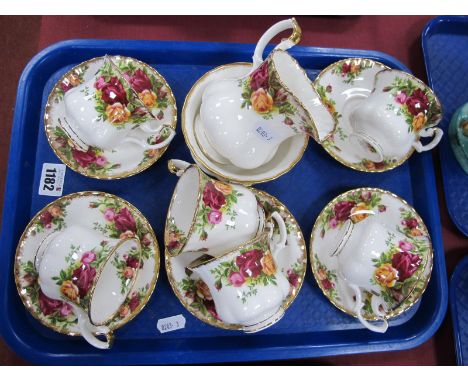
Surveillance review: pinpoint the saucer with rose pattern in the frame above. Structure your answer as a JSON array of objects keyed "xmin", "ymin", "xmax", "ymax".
[
  {"xmin": 165, "ymin": 188, "xmax": 307, "ymax": 331},
  {"xmin": 310, "ymin": 187, "xmax": 433, "ymax": 323},
  {"xmin": 313, "ymin": 58, "xmax": 414, "ymax": 172},
  {"xmin": 14, "ymin": 191, "xmax": 160, "ymax": 337},
  {"xmin": 44, "ymin": 56, "xmax": 177, "ymax": 179}
]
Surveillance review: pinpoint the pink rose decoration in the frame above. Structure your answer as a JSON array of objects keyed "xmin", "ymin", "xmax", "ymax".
[
  {"xmin": 60, "ymin": 303, "xmax": 73, "ymax": 317},
  {"xmin": 114, "ymin": 208, "xmax": 137, "ymax": 233},
  {"xmin": 72, "ymin": 264, "xmax": 97, "ymax": 297},
  {"xmin": 333, "ymin": 201, "xmax": 356, "ymax": 222},
  {"xmin": 398, "ymin": 240, "xmax": 413, "ymax": 252},
  {"xmin": 249, "ymin": 61, "xmax": 269, "ymax": 91},
  {"xmin": 392, "ymin": 251, "xmax": 422, "ymax": 281},
  {"xmin": 395, "ymin": 91, "xmax": 408, "ymax": 104},
  {"xmin": 141, "ymin": 234, "xmax": 151, "ymax": 247},
  {"xmin": 360, "ymin": 191, "xmax": 372, "ymax": 202},
  {"xmin": 104, "ymin": 208, "xmax": 116, "ymax": 222},
  {"xmin": 341, "ymin": 63, "xmax": 351, "ymax": 74},
  {"xmin": 95, "ymin": 156, "xmax": 107, "ymax": 167},
  {"xmin": 127, "ymin": 69, "xmax": 152, "ymax": 93},
  {"xmin": 129, "ymin": 293, "xmax": 140, "ymax": 312},
  {"xmin": 328, "ymin": 217, "xmax": 339, "ymax": 229},
  {"xmin": 81, "ymin": 251, "xmax": 96, "ymax": 265},
  {"xmin": 60, "ymin": 82, "xmax": 73, "ymax": 92},
  {"xmin": 126, "ymin": 256, "xmax": 141, "ymax": 269},
  {"xmin": 236, "ymin": 249, "xmax": 264, "ymax": 278},
  {"xmin": 322, "ymin": 278, "xmax": 334, "ymax": 290},
  {"xmin": 405, "ymin": 89, "xmax": 430, "ymax": 116},
  {"xmin": 207, "ymin": 210, "xmax": 222, "ymax": 225},
  {"xmin": 72, "ymin": 148, "xmax": 97, "ymax": 168},
  {"xmin": 202, "ymin": 182, "xmax": 226, "ymax": 210},
  {"xmin": 229, "ymin": 271, "xmax": 245, "ymax": 287}
]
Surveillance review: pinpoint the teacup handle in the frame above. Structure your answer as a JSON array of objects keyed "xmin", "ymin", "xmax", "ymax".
[
  {"xmin": 412, "ymin": 127, "xmax": 444, "ymax": 153},
  {"xmin": 267, "ymin": 211, "xmax": 288, "ymax": 255},
  {"xmin": 350, "ymin": 284, "xmax": 388, "ymax": 333},
  {"xmin": 251, "ymin": 18, "xmax": 301, "ymax": 71},
  {"xmin": 123, "ymin": 126, "xmax": 175, "ymax": 149},
  {"xmin": 168, "ymin": 159, "xmax": 191, "ymax": 176},
  {"xmin": 72, "ymin": 303, "xmax": 114, "ymax": 349}
]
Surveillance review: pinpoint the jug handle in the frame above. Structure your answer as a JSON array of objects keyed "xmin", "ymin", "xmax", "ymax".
[
  {"xmin": 267, "ymin": 211, "xmax": 288, "ymax": 256},
  {"xmin": 251, "ymin": 18, "xmax": 301, "ymax": 72},
  {"xmin": 123, "ymin": 126, "xmax": 176, "ymax": 149},
  {"xmin": 168, "ymin": 159, "xmax": 191, "ymax": 176},
  {"xmin": 412, "ymin": 127, "xmax": 444, "ymax": 153},
  {"xmin": 350, "ymin": 284, "xmax": 388, "ymax": 333},
  {"xmin": 72, "ymin": 303, "xmax": 114, "ymax": 349}
]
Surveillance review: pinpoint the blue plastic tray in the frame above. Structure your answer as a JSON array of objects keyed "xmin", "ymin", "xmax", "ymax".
[
  {"xmin": 422, "ymin": 16, "xmax": 468, "ymax": 236},
  {"xmin": 0, "ymin": 39, "xmax": 448, "ymax": 365},
  {"xmin": 450, "ymin": 256, "xmax": 468, "ymax": 365}
]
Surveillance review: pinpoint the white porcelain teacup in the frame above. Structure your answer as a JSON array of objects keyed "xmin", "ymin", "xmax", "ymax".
[
  {"xmin": 188, "ymin": 211, "xmax": 289, "ymax": 331},
  {"xmin": 63, "ymin": 56, "xmax": 174, "ymax": 151},
  {"xmin": 331, "ymin": 210, "xmax": 418, "ymax": 333},
  {"xmin": 199, "ymin": 18, "xmax": 335, "ymax": 170},
  {"xmin": 165, "ymin": 159, "xmax": 265, "ymax": 257},
  {"xmin": 35, "ymin": 225, "xmax": 141, "ymax": 349},
  {"xmin": 349, "ymin": 69, "xmax": 443, "ymax": 162}
]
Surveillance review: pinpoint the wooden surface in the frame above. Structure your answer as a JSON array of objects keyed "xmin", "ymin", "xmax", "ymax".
[{"xmin": 0, "ymin": 15, "xmax": 467, "ymax": 365}]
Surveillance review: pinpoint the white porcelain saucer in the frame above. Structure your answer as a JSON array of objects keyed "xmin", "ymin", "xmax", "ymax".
[
  {"xmin": 182, "ymin": 63, "xmax": 309, "ymax": 185},
  {"xmin": 14, "ymin": 191, "xmax": 160, "ymax": 336},
  {"xmin": 310, "ymin": 188, "xmax": 433, "ymax": 322},
  {"xmin": 165, "ymin": 188, "xmax": 307, "ymax": 331},
  {"xmin": 313, "ymin": 58, "xmax": 416, "ymax": 172},
  {"xmin": 45, "ymin": 56, "xmax": 177, "ymax": 179}
]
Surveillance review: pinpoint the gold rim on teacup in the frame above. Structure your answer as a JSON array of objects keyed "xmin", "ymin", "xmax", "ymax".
[
  {"xmin": 181, "ymin": 63, "xmax": 309, "ymax": 186},
  {"xmin": 309, "ymin": 187, "xmax": 433, "ymax": 321},
  {"xmin": 14, "ymin": 191, "xmax": 160, "ymax": 337},
  {"xmin": 44, "ymin": 55, "xmax": 177, "ymax": 180}
]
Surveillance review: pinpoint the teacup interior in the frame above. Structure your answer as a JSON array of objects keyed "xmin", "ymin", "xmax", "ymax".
[
  {"xmin": 89, "ymin": 238, "xmax": 140, "ymax": 326},
  {"xmin": 271, "ymin": 50, "xmax": 334, "ymax": 141},
  {"xmin": 170, "ymin": 166, "xmax": 200, "ymax": 235}
]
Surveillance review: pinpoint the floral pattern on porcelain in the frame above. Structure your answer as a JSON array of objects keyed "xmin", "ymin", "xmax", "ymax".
[
  {"xmin": 178, "ymin": 277, "xmax": 219, "ymax": 321},
  {"xmin": 313, "ymin": 254, "xmax": 338, "ymax": 300},
  {"xmin": 239, "ymin": 60, "xmax": 316, "ymax": 139},
  {"xmin": 114, "ymin": 284, "xmax": 150, "ymax": 321},
  {"xmin": 331, "ymin": 59, "xmax": 374, "ymax": 84},
  {"xmin": 111, "ymin": 246, "xmax": 140, "ymax": 295},
  {"xmin": 209, "ymin": 241, "xmax": 278, "ymax": 304},
  {"xmin": 32, "ymin": 200, "xmax": 71, "ymax": 234},
  {"xmin": 50, "ymin": 125, "xmax": 121, "ymax": 176},
  {"xmin": 90, "ymin": 196, "xmax": 153, "ymax": 262},
  {"xmin": 318, "ymin": 189, "xmax": 386, "ymax": 238},
  {"xmin": 54, "ymin": 66, "xmax": 89, "ymax": 102},
  {"xmin": 383, "ymin": 76, "xmax": 442, "ymax": 133},
  {"xmin": 166, "ymin": 175, "xmax": 243, "ymax": 255}
]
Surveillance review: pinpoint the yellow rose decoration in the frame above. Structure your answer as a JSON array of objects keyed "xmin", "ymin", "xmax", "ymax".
[
  {"xmin": 139, "ymin": 89, "xmax": 157, "ymax": 108},
  {"xmin": 412, "ymin": 112, "xmax": 427, "ymax": 132},
  {"xmin": 350, "ymin": 64, "xmax": 360, "ymax": 74},
  {"xmin": 324, "ymin": 99, "xmax": 336, "ymax": 115},
  {"xmin": 350, "ymin": 202, "xmax": 371, "ymax": 223},
  {"xmin": 251, "ymin": 88, "xmax": 274, "ymax": 114},
  {"xmin": 68, "ymin": 73, "xmax": 81, "ymax": 87},
  {"xmin": 47, "ymin": 205, "xmax": 62, "ymax": 218},
  {"xmin": 213, "ymin": 181, "xmax": 232, "ymax": 195},
  {"xmin": 374, "ymin": 263, "xmax": 398, "ymax": 288},
  {"xmin": 261, "ymin": 251, "xmax": 277, "ymax": 276},
  {"xmin": 106, "ymin": 102, "xmax": 131, "ymax": 124},
  {"xmin": 60, "ymin": 280, "xmax": 80, "ymax": 302},
  {"xmin": 196, "ymin": 280, "xmax": 213, "ymax": 301}
]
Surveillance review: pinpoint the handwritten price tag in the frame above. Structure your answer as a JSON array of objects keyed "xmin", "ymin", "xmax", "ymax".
[
  {"xmin": 157, "ymin": 314, "xmax": 186, "ymax": 334},
  {"xmin": 38, "ymin": 163, "xmax": 66, "ymax": 196}
]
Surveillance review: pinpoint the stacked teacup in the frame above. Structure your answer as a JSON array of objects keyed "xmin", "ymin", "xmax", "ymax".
[{"xmin": 165, "ymin": 160, "xmax": 291, "ymax": 331}]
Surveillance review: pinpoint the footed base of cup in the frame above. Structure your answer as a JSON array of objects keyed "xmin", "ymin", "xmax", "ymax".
[{"xmin": 241, "ymin": 307, "xmax": 285, "ymax": 333}]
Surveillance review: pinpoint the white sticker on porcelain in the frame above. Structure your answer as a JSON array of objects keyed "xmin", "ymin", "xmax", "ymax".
[{"xmin": 255, "ymin": 126, "xmax": 275, "ymax": 142}]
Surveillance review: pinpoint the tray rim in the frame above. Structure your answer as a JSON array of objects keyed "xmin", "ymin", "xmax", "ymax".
[
  {"xmin": 450, "ymin": 255, "xmax": 468, "ymax": 366},
  {"xmin": 421, "ymin": 15, "xmax": 468, "ymax": 237},
  {"xmin": 0, "ymin": 38, "xmax": 448, "ymax": 365}
]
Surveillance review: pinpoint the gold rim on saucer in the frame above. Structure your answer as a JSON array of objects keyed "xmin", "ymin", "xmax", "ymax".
[
  {"xmin": 309, "ymin": 187, "xmax": 433, "ymax": 321},
  {"xmin": 14, "ymin": 191, "xmax": 160, "ymax": 336},
  {"xmin": 165, "ymin": 188, "xmax": 307, "ymax": 331},
  {"xmin": 44, "ymin": 56, "xmax": 177, "ymax": 180}
]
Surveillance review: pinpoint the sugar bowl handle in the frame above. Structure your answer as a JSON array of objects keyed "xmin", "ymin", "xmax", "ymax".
[
  {"xmin": 252, "ymin": 18, "xmax": 301, "ymax": 71},
  {"xmin": 168, "ymin": 159, "xmax": 191, "ymax": 176}
]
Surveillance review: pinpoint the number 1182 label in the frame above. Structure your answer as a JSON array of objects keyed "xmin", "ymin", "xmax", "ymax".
[{"xmin": 38, "ymin": 163, "xmax": 66, "ymax": 196}]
